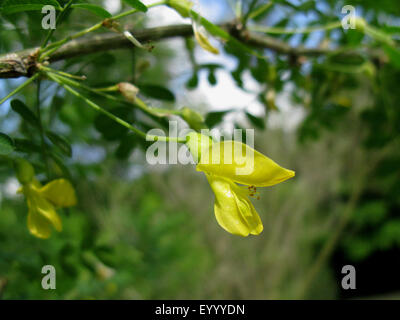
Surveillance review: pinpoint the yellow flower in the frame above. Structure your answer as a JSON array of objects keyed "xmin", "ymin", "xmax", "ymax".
[
  {"xmin": 205, "ymin": 174, "xmax": 263, "ymax": 236},
  {"xmin": 192, "ymin": 22, "xmax": 220, "ymax": 55},
  {"xmin": 167, "ymin": 0, "xmax": 219, "ymax": 54},
  {"xmin": 15, "ymin": 159, "xmax": 77, "ymax": 239},
  {"xmin": 186, "ymin": 133, "xmax": 295, "ymax": 237}
]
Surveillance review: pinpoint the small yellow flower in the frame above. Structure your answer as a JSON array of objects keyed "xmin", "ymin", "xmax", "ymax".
[
  {"xmin": 167, "ymin": 0, "xmax": 219, "ymax": 54},
  {"xmin": 15, "ymin": 159, "xmax": 77, "ymax": 239},
  {"xmin": 205, "ymin": 174, "xmax": 264, "ymax": 236},
  {"xmin": 186, "ymin": 133, "xmax": 295, "ymax": 237},
  {"xmin": 192, "ymin": 22, "xmax": 220, "ymax": 55}
]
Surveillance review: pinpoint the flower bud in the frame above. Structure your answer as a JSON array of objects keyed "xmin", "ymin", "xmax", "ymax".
[
  {"xmin": 193, "ymin": 22, "xmax": 219, "ymax": 55},
  {"xmin": 265, "ymin": 89, "xmax": 278, "ymax": 111},
  {"xmin": 14, "ymin": 158, "xmax": 34, "ymax": 184},
  {"xmin": 361, "ymin": 61, "xmax": 376, "ymax": 78},
  {"xmin": 118, "ymin": 82, "xmax": 139, "ymax": 103},
  {"xmin": 101, "ymin": 18, "xmax": 122, "ymax": 33},
  {"xmin": 180, "ymin": 107, "xmax": 206, "ymax": 131},
  {"xmin": 355, "ymin": 17, "xmax": 367, "ymax": 32}
]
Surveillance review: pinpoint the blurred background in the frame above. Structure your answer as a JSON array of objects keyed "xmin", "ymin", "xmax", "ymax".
[{"xmin": 0, "ymin": 0, "xmax": 400, "ymax": 299}]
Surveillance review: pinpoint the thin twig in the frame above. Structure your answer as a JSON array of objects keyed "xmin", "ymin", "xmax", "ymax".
[
  {"xmin": 0, "ymin": 73, "xmax": 40, "ymax": 105},
  {"xmin": 35, "ymin": 80, "xmax": 51, "ymax": 179},
  {"xmin": 47, "ymin": 73, "xmax": 186, "ymax": 143}
]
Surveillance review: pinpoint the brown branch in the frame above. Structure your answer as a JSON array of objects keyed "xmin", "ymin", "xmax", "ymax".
[
  {"xmin": 0, "ymin": 23, "xmax": 376, "ymax": 79},
  {"xmin": 49, "ymin": 24, "xmax": 194, "ymax": 62},
  {"xmin": 243, "ymin": 31, "xmax": 329, "ymax": 56},
  {"xmin": 0, "ymin": 24, "xmax": 194, "ymax": 78}
]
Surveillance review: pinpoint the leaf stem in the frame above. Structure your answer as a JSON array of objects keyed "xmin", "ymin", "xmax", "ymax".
[
  {"xmin": 0, "ymin": 73, "xmax": 40, "ymax": 106},
  {"xmin": 242, "ymin": 0, "xmax": 260, "ymax": 26},
  {"xmin": 47, "ymin": 73, "xmax": 185, "ymax": 143},
  {"xmin": 39, "ymin": 0, "xmax": 167, "ymax": 60},
  {"xmin": 364, "ymin": 24, "xmax": 395, "ymax": 46},
  {"xmin": 247, "ymin": 2, "xmax": 273, "ymax": 21},
  {"xmin": 41, "ymin": 66, "xmax": 180, "ymax": 118},
  {"xmin": 40, "ymin": 23, "xmax": 104, "ymax": 60},
  {"xmin": 40, "ymin": 66, "xmax": 86, "ymax": 80},
  {"xmin": 41, "ymin": 0, "xmax": 74, "ymax": 48}
]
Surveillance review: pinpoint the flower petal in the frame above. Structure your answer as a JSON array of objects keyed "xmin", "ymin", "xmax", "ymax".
[
  {"xmin": 28, "ymin": 192, "xmax": 63, "ymax": 234},
  {"xmin": 206, "ymin": 174, "xmax": 263, "ymax": 236},
  {"xmin": 193, "ymin": 23, "xmax": 219, "ymax": 55},
  {"xmin": 198, "ymin": 140, "xmax": 295, "ymax": 187},
  {"xmin": 39, "ymin": 179, "xmax": 77, "ymax": 208},
  {"xmin": 27, "ymin": 199, "xmax": 52, "ymax": 239}
]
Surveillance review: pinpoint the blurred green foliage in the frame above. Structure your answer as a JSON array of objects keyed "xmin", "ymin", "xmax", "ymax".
[
  {"xmin": 1, "ymin": 0, "xmax": 400, "ymax": 299},
  {"xmin": 0, "ymin": 176, "xmax": 212, "ymax": 299}
]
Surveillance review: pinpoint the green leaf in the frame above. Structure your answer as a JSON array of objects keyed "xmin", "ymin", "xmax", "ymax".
[
  {"xmin": 246, "ymin": 112, "xmax": 265, "ymax": 129},
  {"xmin": 382, "ymin": 25, "xmax": 400, "ymax": 35},
  {"xmin": 94, "ymin": 107, "xmax": 133, "ymax": 141},
  {"xmin": 0, "ymin": 0, "xmax": 61, "ymax": 14},
  {"xmin": 116, "ymin": 135, "xmax": 138, "ymax": 160},
  {"xmin": 138, "ymin": 84, "xmax": 175, "ymax": 102},
  {"xmin": 207, "ymin": 70, "xmax": 217, "ymax": 86},
  {"xmin": 122, "ymin": 0, "xmax": 148, "ymax": 12},
  {"xmin": 49, "ymin": 95, "xmax": 65, "ymax": 123},
  {"xmin": 198, "ymin": 63, "xmax": 224, "ymax": 71},
  {"xmin": 49, "ymin": 152, "xmax": 72, "ymax": 179},
  {"xmin": 11, "ymin": 99, "xmax": 40, "ymax": 128},
  {"xmin": 250, "ymin": 58, "xmax": 269, "ymax": 83},
  {"xmin": 0, "ymin": 133, "xmax": 15, "ymax": 155},
  {"xmin": 71, "ymin": 3, "xmax": 112, "ymax": 18},
  {"xmin": 14, "ymin": 138, "xmax": 41, "ymax": 153},
  {"xmin": 383, "ymin": 44, "xmax": 400, "ymax": 69},
  {"xmin": 191, "ymin": 11, "xmax": 227, "ymax": 39},
  {"xmin": 167, "ymin": 0, "xmax": 193, "ymax": 17},
  {"xmin": 186, "ymin": 73, "xmax": 199, "ymax": 89},
  {"xmin": 249, "ymin": 3, "xmax": 273, "ymax": 21},
  {"xmin": 353, "ymin": 201, "xmax": 387, "ymax": 227},
  {"xmin": 205, "ymin": 110, "xmax": 231, "ymax": 128},
  {"xmin": 45, "ymin": 131, "xmax": 72, "ymax": 157},
  {"xmin": 376, "ymin": 220, "xmax": 400, "ymax": 250}
]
